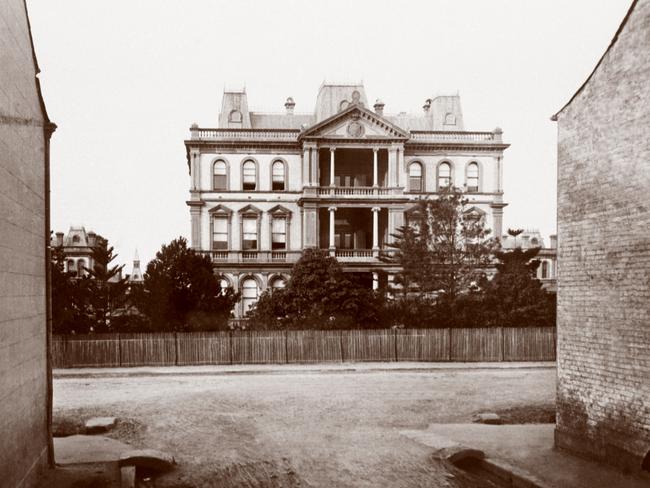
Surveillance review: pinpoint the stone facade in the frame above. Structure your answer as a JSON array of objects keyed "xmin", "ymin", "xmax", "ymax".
[
  {"xmin": 51, "ymin": 226, "xmax": 102, "ymax": 278},
  {"xmin": 553, "ymin": 0, "xmax": 650, "ymax": 473},
  {"xmin": 0, "ymin": 1, "xmax": 55, "ymax": 486},
  {"xmin": 185, "ymin": 83, "xmax": 509, "ymax": 316}
]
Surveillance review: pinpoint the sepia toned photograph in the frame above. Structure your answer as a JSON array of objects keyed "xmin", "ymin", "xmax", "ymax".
[{"xmin": 1, "ymin": 0, "xmax": 648, "ymax": 486}]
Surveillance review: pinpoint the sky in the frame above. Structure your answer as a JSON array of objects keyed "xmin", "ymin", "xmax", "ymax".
[{"xmin": 27, "ymin": 0, "xmax": 632, "ymax": 269}]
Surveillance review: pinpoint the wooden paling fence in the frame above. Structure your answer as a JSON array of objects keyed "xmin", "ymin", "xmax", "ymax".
[{"xmin": 52, "ymin": 327, "xmax": 556, "ymax": 368}]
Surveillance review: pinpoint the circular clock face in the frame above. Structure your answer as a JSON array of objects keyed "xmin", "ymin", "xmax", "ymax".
[{"xmin": 347, "ymin": 121, "xmax": 364, "ymax": 137}]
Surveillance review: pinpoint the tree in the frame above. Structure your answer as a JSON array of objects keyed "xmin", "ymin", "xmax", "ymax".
[
  {"xmin": 136, "ymin": 237, "xmax": 239, "ymax": 331},
  {"xmin": 51, "ymin": 244, "xmax": 93, "ymax": 334},
  {"xmin": 247, "ymin": 248, "xmax": 382, "ymax": 329},
  {"xmin": 481, "ymin": 247, "xmax": 556, "ymax": 327},
  {"xmin": 384, "ymin": 188, "xmax": 497, "ymax": 302},
  {"xmin": 85, "ymin": 237, "xmax": 129, "ymax": 332}
]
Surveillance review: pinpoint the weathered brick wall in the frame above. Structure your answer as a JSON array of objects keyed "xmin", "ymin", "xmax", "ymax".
[
  {"xmin": 0, "ymin": 1, "xmax": 50, "ymax": 486},
  {"xmin": 555, "ymin": 0, "xmax": 650, "ymax": 472}
]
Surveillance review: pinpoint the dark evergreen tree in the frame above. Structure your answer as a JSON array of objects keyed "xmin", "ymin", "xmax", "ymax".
[
  {"xmin": 247, "ymin": 248, "xmax": 383, "ymax": 329},
  {"xmin": 51, "ymin": 244, "xmax": 93, "ymax": 334},
  {"xmin": 85, "ymin": 237, "xmax": 129, "ymax": 332},
  {"xmin": 136, "ymin": 237, "xmax": 239, "ymax": 331}
]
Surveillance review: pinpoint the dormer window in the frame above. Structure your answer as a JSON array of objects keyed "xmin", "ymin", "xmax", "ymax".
[
  {"xmin": 72, "ymin": 235, "xmax": 80, "ymax": 244},
  {"xmin": 444, "ymin": 112, "xmax": 456, "ymax": 125},
  {"xmin": 229, "ymin": 110, "xmax": 242, "ymax": 123}
]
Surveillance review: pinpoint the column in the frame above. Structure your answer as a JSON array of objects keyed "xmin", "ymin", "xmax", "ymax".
[
  {"xmin": 310, "ymin": 146, "xmax": 318, "ymax": 186},
  {"xmin": 302, "ymin": 147, "xmax": 310, "ymax": 187},
  {"xmin": 372, "ymin": 148, "xmax": 378, "ymax": 187},
  {"xmin": 372, "ymin": 272, "xmax": 379, "ymax": 290},
  {"xmin": 372, "ymin": 207, "xmax": 380, "ymax": 252},
  {"xmin": 302, "ymin": 205, "xmax": 318, "ymax": 248},
  {"xmin": 190, "ymin": 150, "xmax": 200, "ymax": 190},
  {"xmin": 330, "ymin": 148, "xmax": 336, "ymax": 187},
  {"xmin": 329, "ymin": 206, "xmax": 337, "ymax": 250},
  {"xmin": 189, "ymin": 206, "xmax": 201, "ymax": 250},
  {"xmin": 388, "ymin": 147, "xmax": 397, "ymax": 187}
]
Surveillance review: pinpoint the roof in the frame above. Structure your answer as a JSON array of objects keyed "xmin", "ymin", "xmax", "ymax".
[{"xmin": 551, "ymin": 0, "xmax": 639, "ymax": 121}]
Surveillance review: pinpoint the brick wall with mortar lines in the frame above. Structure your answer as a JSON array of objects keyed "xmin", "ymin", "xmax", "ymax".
[
  {"xmin": 0, "ymin": 1, "xmax": 49, "ymax": 486},
  {"xmin": 555, "ymin": 0, "xmax": 650, "ymax": 471}
]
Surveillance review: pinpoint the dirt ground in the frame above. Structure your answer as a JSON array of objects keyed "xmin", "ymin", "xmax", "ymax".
[{"xmin": 54, "ymin": 366, "xmax": 555, "ymax": 488}]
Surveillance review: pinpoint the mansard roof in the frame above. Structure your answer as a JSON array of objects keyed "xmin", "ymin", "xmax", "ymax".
[{"xmin": 298, "ymin": 103, "xmax": 409, "ymax": 141}]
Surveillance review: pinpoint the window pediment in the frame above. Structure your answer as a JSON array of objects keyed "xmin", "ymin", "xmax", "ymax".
[
  {"xmin": 268, "ymin": 204, "xmax": 292, "ymax": 217},
  {"xmin": 209, "ymin": 204, "xmax": 233, "ymax": 215},
  {"xmin": 238, "ymin": 204, "xmax": 262, "ymax": 216}
]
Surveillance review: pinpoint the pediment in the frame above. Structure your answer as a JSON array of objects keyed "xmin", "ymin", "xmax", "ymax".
[
  {"xmin": 299, "ymin": 105, "xmax": 408, "ymax": 140},
  {"xmin": 268, "ymin": 204, "xmax": 292, "ymax": 216},
  {"xmin": 238, "ymin": 204, "xmax": 262, "ymax": 215},
  {"xmin": 208, "ymin": 204, "xmax": 232, "ymax": 215}
]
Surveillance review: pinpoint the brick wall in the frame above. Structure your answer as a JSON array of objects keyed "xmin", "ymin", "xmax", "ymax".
[
  {"xmin": 555, "ymin": 0, "xmax": 650, "ymax": 472},
  {"xmin": 0, "ymin": 1, "xmax": 51, "ymax": 486}
]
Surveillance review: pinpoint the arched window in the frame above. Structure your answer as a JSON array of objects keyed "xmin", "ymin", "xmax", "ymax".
[
  {"xmin": 272, "ymin": 160, "xmax": 285, "ymax": 191},
  {"xmin": 229, "ymin": 110, "xmax": 242, "ymax": 123},
  {"xmin": 67, "ymin": 259, "xmax": 75, "ymax": 274},
  {"xmin": 72, "ymin": 235, "xmax": 80, "ymax": 244},
  {"xmin": 408, "ymin": 162, "xmax": 423, "ymax": 192},
  {"xmin": 218, "ymin": 277, "xmax": 231, "ymax": 296},
  {"xmin": 241, "ymin": 278, "xmax": 259, "ymax": 315},
  {"xmin": 466, "ymin": 162, "xmax": 479, "ymax": 192},
  {"xmin": 270, "ymin": 276, "xmax": 287, "ymax": 292},
  {"xmin": 213, "ymin": 160, "xmax": 228, "ymax": 190},
  {"xmin": 444, "ymin": 112, "xmax": 456, "ymax": 125},
  {"xmin": 438, "ymin": 162, "xmax": 452, "ymax": 190},
  {"xmin": 242, "ymin": 160, "xmax": 257, "ymax": 191}
]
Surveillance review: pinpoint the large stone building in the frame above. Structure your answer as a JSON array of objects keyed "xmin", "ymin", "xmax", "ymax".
[
  {"xmin": 553, "ymin": 0, "xmax": 650, "ymax": 473},
  {"xmin": 0, "ymin": 0, "xmax": 55, "ymax": 486},
  {"xmin": 185, "ymin": 83, "xmax": 509, "ymax": 316},
  {"xmin": 51, "ymin": 226, "xmax": 104, "ymax": 277}
]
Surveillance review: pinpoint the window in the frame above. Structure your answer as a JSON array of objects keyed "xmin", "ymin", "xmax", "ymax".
[
  {"xmin": 444, "ymin": 112, "xmax": 456, "ymax": 125},
  {"xmin": 213, "ymin": 160, "xmax": 227, "ymax": 190},
  {"xmin": 466, "ymin": 162, "xmax": 479, "ymax": 192},
  {"xmin": 270, "ymin": 277, "xmax": 286, "ymax": 291},
  {"xmin": 72, "ymin": 235, "xmax": 80, "ymax": 244},
  {"xmin": 242, "ymin": 160, "xmax": 256, "ymax": 190},
  {"xmin": 408, "ymin": 162, "xmax": 423, "ymax": 192},
  {"xmin": 218, "ymin": 277, "xmax": 231, "ymax": 295},
  {"xmin": 541, "ymin": 261, "xmax": 549, "ymax": 279},
  {"xmin": 241, "ymin": 278, "xmax": 259, "ymax": 315},
  {"xmin": 271, "ymin": 218, "xmax": 287, "ymax": 250},
  {"xmin": 77, "ymin": 260, "xmax": 85, "ymax": 277},
  {"xmin": 242, "ymin": 217, "xmax": 258, "ymax": 250},
  {"xmin": 438, "ymin": 162, "xmax": 451, "ymax": 189},
  {"xmin": 272, "ymin": 161, "xmax": 285, "ymax": 191},
  {"xmin": 67, "ymin": 259, "xmax": 75, "ymax": 274},
  {"xmin": 229, "ymin": 110, "xmax": 242, "ymax": 123},
  {"xmin": 212, "ymin": 216, "xmax": 228, "ymax": 250}
]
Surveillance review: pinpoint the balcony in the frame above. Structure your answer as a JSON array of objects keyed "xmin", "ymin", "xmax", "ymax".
[
  {"xmin": 200, "ymin": 250, "xmax": 302, "ymax": 264},
  {"xmin": 315, "ymin": 186, "xmax": 402, "ymax": 197},
  {"xmin": 408, "ymin": 130, "xmax": 503, "ymax": 144}
]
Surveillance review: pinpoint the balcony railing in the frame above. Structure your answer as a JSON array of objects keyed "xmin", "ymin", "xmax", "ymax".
[
  {"xmin": 200, "ymin": 250, "xmax": 302, "ymax": 264},
  {"xmin": 200, "ymin": 249, "xmax": 398, "ymax": 264},
  {"xmin": 316, "ymin": 186, "xmax": 402, "ymax": 197},
  {"xmin": 190, "ymin": 128, "xmax": 300, "ymax": 142},
  {"xmin": 409, "ymin": 130, "xmax": 502, "ymax": 143}
]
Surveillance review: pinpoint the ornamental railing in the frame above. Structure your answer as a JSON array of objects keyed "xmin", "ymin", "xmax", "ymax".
[
  {"xmin": 408, "ymin": 130, "xmax": 502, "ymax": 143},
  {"xmin": 199, "ymin": 250, "xmax": 302, "ymax": 264},
  {"xmin": 316, "ymin": 186, "xmax": 402, "ymax": 197},
  {"xmin": 190, "ymin": 128, "xmax": 300, "ymax": 142}
]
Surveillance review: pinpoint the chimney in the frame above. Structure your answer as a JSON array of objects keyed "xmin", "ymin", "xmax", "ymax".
[
  {"xmin": 550, "ymin": 234, "xmax": 557, "ymax": 249},
  {"xmin": 285, "ymin": 97, "xmax": 295, "ymax": 115},
  {"xmin": 55, "ymin": 232, "xmax": 64, "ymax": 247},
  {"xmin": 87, "ymin": 231, "xmax": 96, "ymax": 247},
  {"xmin": 373, "ymin": 99, "xmax": 385, "ymax": 116}
]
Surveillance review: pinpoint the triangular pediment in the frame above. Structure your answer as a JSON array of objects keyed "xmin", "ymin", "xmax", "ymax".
[
  {"xmin": 268, "ymin": 204, "xmax": 292, "ymax": 216},
  {"xmin": 208, "ymin": 204, "xmax": 232, "ymax": 215},
  {"xmin": 299, "ymin": 104, "xmax": 408, "ymax": 140},
  {"xmin": 238, "ymin": 204, "xmax": 262, "ymax": 215}
]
